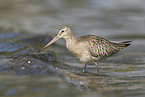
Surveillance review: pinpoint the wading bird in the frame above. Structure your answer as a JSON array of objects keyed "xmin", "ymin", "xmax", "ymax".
[{"xmin": 41, "ymin": 26, "xmax": 131, "ymax": 73}]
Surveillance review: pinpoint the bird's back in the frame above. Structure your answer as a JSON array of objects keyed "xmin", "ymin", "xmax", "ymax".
[{"xmin": 77, "ymin": 35, "xmax": 131, "ymax": 60}]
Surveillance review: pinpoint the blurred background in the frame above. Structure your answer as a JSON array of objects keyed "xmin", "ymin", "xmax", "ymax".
[
  {"xmin": 0, "ymin": 0, "xmax": 145, "ymax": 97},
  {"xmin": 1, "ymin": 0, "xmax": 145, "ymax": 36}
]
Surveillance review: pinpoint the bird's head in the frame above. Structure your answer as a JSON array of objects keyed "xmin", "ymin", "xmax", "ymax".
[
  {"xmin": 41, "ymin": 26, "xmax": 71, "ymax": 50},
  {"xmin": 57, "ymin": 26, "xmax": 71, "ymax": 39}
]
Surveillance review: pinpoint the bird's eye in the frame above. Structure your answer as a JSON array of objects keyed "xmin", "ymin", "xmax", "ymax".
[{"xmin": 61, "ymin": 30, "xmax": 64, "ymax": 33}]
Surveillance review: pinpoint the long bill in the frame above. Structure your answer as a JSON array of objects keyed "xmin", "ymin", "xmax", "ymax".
[{"xmin": 41, "ymin": 36, "xmax": 59, "ymax": 50}]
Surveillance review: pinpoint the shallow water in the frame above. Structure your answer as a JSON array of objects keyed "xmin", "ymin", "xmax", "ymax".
[{"xmin": 0, "ymin": 0, "xmax": 145, "ymax": 97}]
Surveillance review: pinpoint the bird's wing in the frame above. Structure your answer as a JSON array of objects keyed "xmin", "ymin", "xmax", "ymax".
[
  {"xmin": 77, "ymin": 35, "xmax": 125, "ymax": 59},
  {"xmin": 87, "ymin": 36, "xmax": 121, "ymax": 59}
]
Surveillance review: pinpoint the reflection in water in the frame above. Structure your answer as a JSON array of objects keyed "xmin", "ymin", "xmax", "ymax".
[{"xmin": 0, "ymin": 0, "xmax": 145, "ymax": 97}]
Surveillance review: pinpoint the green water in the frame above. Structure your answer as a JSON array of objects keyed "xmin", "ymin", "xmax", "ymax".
[{"xmin": 0, "ymin": 0, "xmax": 145, "ymax": 97}]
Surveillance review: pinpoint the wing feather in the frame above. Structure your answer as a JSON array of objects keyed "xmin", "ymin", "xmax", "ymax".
[{"xmin": 77, "ymin": 35, "xmax": 128, "ymax": 59}]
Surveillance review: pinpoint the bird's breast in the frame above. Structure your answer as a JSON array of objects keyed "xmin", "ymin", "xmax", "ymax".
[{"xmin": 66, "ymin": 41, "xmax": 94, "ymax": 63}]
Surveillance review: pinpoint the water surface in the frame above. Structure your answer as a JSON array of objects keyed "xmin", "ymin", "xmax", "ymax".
[{"xmin": 0, "ymin": 0, "xmax": 145, "ymax": 97}]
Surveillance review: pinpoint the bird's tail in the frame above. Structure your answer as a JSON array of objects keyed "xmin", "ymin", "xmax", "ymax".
[
  {"xmin": 120, "ymin": 41, "xmax": 132, "ymax": 47},
  {"xmin": 111, "ymin": 40, "xmax": 132, "ymax": 50}
]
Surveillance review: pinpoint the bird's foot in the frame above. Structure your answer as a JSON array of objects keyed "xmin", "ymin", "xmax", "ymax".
[
  {"xmin": 96, "ymin": 69, "xmax": 100, "ymax": 75},
  {"xmin": 96, "ymin": 72, "xmax": 100, "ymax": 76},
  {"xmin": 83, "ymin": 69, "xmax": 88, "ymax": 73}
]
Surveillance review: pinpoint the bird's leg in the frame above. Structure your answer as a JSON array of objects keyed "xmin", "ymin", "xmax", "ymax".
[
  {"xmin": 83, "ymin": 64, "xmax": 87, "ymax": 72},
  {"xmin": 93, "ymin": 60, "xmax": 100, "ymax": 74},
  {"xmin": 95, "ymin": 62, "xmax": 99, "ymax": 73}
]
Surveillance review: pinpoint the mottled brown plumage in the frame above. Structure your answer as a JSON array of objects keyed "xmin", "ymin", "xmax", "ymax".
[{"xmin": 41, "ymin": 26, "xmax": 131, "ymax": 73}]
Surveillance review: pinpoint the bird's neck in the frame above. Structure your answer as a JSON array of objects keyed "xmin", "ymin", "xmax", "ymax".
[{"xmin": 64, "ymin": 32, "xmax": 77, "ymax": 50}]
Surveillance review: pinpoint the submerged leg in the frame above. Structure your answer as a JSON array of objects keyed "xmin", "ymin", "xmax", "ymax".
[
  {"xmin": 83, "ymin": 64, "xmax": 87, "ymax": 72},
  {"xmin": 95, "ymin": 62, "xmax": 99, "ymax": 74}
]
